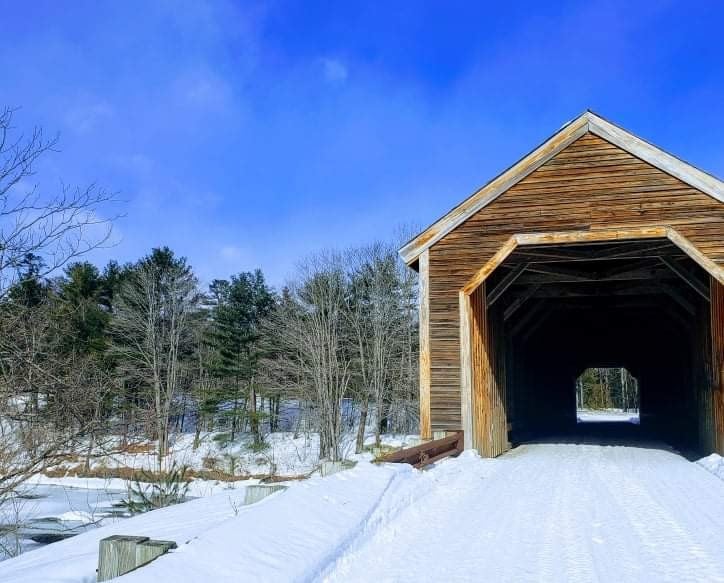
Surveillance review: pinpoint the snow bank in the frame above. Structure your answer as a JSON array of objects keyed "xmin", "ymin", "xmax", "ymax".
[
  {"xmin": 0, "ymin": 461, "xmax": 411, "ymax": 583},
  {"xmin": 697, "ymin": 453, "xmax": 724, "ymax": 481}
]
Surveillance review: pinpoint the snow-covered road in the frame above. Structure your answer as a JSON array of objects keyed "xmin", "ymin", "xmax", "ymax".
[{"xmin": 322, "ymin": 443, "xmax": 724, "ymax": 583}]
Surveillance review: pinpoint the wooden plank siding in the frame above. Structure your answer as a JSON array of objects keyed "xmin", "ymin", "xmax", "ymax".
[{"xmin": 427, "ymin": 132, "xmax": 724, "ymax": 433}]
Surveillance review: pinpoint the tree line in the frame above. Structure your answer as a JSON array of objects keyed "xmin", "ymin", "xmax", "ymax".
[
  {"xmin": 576, "ymin": 367, "xmax": 640, "ymax": 412},
  {"xmin": 0, "ymin": 109, "xmax": 419, "ymax": 497}
]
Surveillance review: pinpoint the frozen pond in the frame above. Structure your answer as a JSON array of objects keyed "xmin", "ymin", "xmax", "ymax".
[{"xmin": 1, "ymin": 483, "xmax": 130, "ymax": 560}]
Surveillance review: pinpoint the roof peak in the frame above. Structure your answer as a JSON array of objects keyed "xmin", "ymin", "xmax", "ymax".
[{"xmin": 399, "ymin": 112, "xmax": 724, "ymax": 265}]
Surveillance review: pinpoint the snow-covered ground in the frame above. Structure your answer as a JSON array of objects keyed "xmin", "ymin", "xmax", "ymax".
[
  {"xmin": 577, "ymin": 408, "xmax": 640, "ymax": 424},
  {"xmin": 3, "ymin": 442, "xmax": 724, "ymax": 582},
  {"xmin": 0, "ymin": 431, "xmax": 416, "ymax": 561}
]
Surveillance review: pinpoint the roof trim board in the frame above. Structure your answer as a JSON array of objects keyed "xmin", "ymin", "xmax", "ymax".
[{"xmin": 399, "ymin": 111, "xmax": 724, "ymax": 265}]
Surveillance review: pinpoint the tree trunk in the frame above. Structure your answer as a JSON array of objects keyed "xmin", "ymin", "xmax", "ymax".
[
  {"xmin": 355, "ymin": 399, "xmax": 368, "ymax": 454},
  {"xmin": 250, "ymin": 379, "xmax": 261, "ymax": 445},
  {"xmin": 84, "ymin": 432, "xmax": 95, "ymax": 472},
  {"xmin": 375, "ymin": 400, "xmax": 383, "ymax": 447}
]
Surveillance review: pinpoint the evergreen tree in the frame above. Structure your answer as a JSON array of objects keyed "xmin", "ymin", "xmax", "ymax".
[
  {"xmin": 8, "ymin": 253, "xmax": 48, "ymax": 307},
  {"xmin": 207, "ymin": 270, "xmax": 275, "ymax": 444},
  {"xmin": 57, "ymin": 262, "xmax": 110, "ymax": 355}
]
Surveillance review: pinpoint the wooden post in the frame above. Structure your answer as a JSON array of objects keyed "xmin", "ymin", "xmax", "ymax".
[
  {"xmin": 136, "ymin": 540, "xmax": 177, "ymax": 569},
  {"xmin": 459, "ymin": 290, "xmax": 474, "ymax": 450},
  {"xmin": 419, "ymin": 250, "xmax": 432, "ymax": 440},
  {"xmin": 712, "ymin": 278, "xmax": 724, "ymax": 454},
  {"xmin": 320, "ymin": 460, "xmax": 356, "ymax": 477},
  {"xmin": 98, "ymin": 535, "xmax": 148, "ymax": 581},
  {"xmin": 243, "ymin": 484, "xmax": 287, "ymax": 505},
  {"xmin": 98, "ymin": 536, "xmax": 177, "ymax": 581}
]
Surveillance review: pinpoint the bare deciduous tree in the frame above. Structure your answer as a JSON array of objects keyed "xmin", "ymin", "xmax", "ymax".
[
  {"xmin": 0, "ymin": 107, "xmax": 115, "ymax": 297},
  {"xmin": 110, "ymin": 249, "xmax": 200, "ymax": 468},
  {"xmin": 347, "ymin": 242, "xmax": 407, "ymax": 452},
  {"xmin": 268, "ymin": 252, "xmax": 352, "ymax": 461},
  {"xmin": 0, "ymin": 299, "xmax": 112, "ymax": 500}
]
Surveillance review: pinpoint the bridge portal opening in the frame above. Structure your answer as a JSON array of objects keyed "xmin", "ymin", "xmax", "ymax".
[
  {"xmin": 467, "ymin": 236, "xmax": 717, "ymax": 456},
  {"xmin": 575, "ymin": 367, "xmax": 639, "ymax": 425}
]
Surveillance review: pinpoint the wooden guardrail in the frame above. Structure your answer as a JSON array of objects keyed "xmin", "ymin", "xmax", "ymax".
[{"xmin": 381, "ymin": 431, "xmax": 464, "ymax": 469}]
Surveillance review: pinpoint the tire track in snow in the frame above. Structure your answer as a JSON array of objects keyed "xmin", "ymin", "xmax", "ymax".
[
  {"xmin": 590, "ymin": 447, "xmax": 724, "ymax": 583},
  {"xmin": 319, "ymin": 443, "xmax": 724, "ymax": 583},
  {"xmin": 315, "ymin": 453, "xmax": 501, "ymax": 583}
]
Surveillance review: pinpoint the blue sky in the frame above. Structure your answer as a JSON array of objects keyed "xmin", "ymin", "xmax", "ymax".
[{"xmin": 2, "ymin": 1, "xmax": 723, "ymax": 286}]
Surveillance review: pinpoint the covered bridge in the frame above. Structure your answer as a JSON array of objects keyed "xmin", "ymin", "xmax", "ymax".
[{"xmin": 400, "ymin": 111, "xmax": 724, "ymax": 457}]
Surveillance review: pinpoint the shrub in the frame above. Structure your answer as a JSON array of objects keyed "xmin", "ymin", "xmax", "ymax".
[{"xmin": 121, "ymin": 462, "xmax": 191, "ymax": 513}]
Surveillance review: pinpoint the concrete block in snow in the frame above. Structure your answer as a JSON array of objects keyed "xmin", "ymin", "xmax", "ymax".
[{"xmin": 244, "ymin": 484, "xmax": 288, "ymax": 505}]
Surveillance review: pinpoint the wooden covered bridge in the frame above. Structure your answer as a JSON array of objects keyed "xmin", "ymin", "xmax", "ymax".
[{"xmin": 399, "ymin": 111, "xmax": 724, "ymax": 458}]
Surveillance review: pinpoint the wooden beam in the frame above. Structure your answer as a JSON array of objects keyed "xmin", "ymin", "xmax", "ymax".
[
  {"xmin": 657, "ymin": 281, "xmax": 696, "ymax": 316},
  {"xmin": 666, "ymin": 228, "xmax": 724, "ymax": 285},
  {"xmin": 524, "ymin": 263, "xmax": 596, "ymax": 282},
  {"xmin": 598, "ymin": 258, "xmax": 660, "ymax": 278},
  {"xmin": 459, "ymin": 290, "xmax": 474, "ymax": 450},
  {"xmin": 522, "ymin": 283, "xmax": 666, "ymax": 299},
  {"xmin": 461, "ymin": 227, "xmax": 718, "ymax": 296},
  {"xmin": 521, "ymin": 307, "xmax": 556, "ymax": 342},
  {"xmin": 511, "ymin": 249, "xmax": 687, "ymax": 265},
  {"xmin": 504, "ymin": 284, "xmax": 541, "ymax": 321},
  {"xmin": 510, "ymin": 300, "xmax": 547, "ymax": 337},
  {"xmin": 381, "ymin": 431, "xmax": 464, "ymax": 468},
  {"xmin": 513, "ymin": 247, "xmax": 593, "ymax": 262},
  {"xmin": 462, "ymin": 228, "xmax": 670, "ymax": 295},
  {"xmin": 487, "ymin": 263, "xmax": 528, "ymax": 307},
  {"xmin": 711, "ymin": 279, "xmax": 724, "ymax": 454},
  {"xmin": 594, "ymin": 242, "xmax": 673, "ymax": 260},
  {"xmin": 658, "ymin": 256, "xmax": 710, "ymax": 301},
  {"xmin": 515, "ymin": 226, "xmax": 669, "ymax": 247},
  {"xmin": 463, "ymin": 236, "xmax": 518, "ymax": 295},
  {"xmin": 418, "ymin": 250, "xmax": 432, "ymax": 440}
]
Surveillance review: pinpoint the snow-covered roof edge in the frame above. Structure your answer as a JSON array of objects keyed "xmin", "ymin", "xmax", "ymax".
[{"xmin": 399, "ymin": 111, "xmax": 724, "ymax": 266}]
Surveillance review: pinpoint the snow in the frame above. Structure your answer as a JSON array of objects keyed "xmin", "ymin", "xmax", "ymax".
[
  {"xmin": 577, "ymin": 409, "xmax": 640, "ymax": 424},
  {"xmin": 323, "ymin": 444, "xmax": 724, "ymax": 583},
  {"xmin": 698, "ymin": 453, "xmax": 724, "ymax": 481},
  {"xmin": 52, "ymin": 511, "xmax": 97, "ymax": 524},
  {"xmin": 0, "ymin": 461, "xmax": 409, "ymax": 583},
  {"xmin": 43, "ymin": 431, "xmax": 420, "ymax": 479},
  {"xmin": 25, "ymin": 472, "xmax": 254, "ymax": 499},
  {"xmin": 4, "ymin": 442, "xmax": 724, "ymax": 582},
  {"xmin": 0, "ymin": 431, "xmax": 417, "ymax": 562}
]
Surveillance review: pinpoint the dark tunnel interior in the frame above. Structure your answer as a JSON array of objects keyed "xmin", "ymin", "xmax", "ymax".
[{"xmin": 485, "ymin": 238, "xmax": 713, "ymax": 455}]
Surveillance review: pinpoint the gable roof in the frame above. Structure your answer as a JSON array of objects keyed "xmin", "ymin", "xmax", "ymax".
[{"xmin": 399, "ymin": 111, "xmax": 724, "ymax": 266}]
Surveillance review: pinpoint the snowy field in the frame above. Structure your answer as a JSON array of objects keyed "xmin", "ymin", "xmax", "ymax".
[{"xmin": 3, "ymin": 442, "xmax": 724, "ymax": 582}]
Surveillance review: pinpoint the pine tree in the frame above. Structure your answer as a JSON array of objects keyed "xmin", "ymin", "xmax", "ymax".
[{"xmin": 207, "ymin": 270, "xmax": 275, "ymax": 445}]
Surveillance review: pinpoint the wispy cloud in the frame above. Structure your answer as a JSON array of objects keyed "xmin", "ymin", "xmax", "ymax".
[
  {"xmin": 320, "ymin": 58, "xmax": 348, "ymax": 83},
  {"xmin": 2, "ymin": 1, "xmax": 722, "ymax": 289},
  {"xmin": 65, "ymin": 100, "xmax": 114, "ymax": 135}
]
